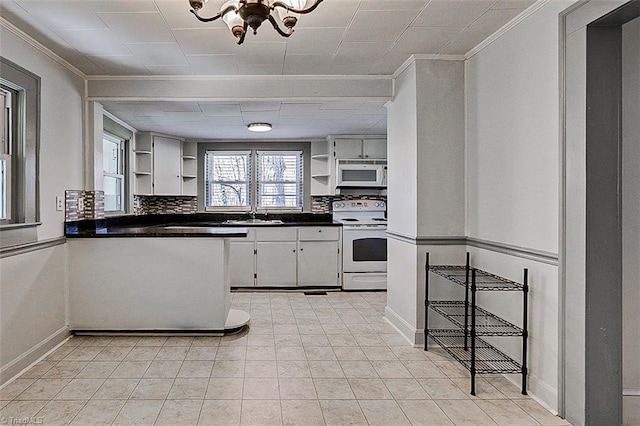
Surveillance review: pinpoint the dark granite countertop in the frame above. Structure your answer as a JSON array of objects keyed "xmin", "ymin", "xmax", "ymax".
[{"xmin": 65, "ymin": 212, "xmax": 339, "ymax": 238}]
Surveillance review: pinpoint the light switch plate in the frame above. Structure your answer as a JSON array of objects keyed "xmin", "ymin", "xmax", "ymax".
[{"xmin": 56, "ymin": 196, "xmax": 64, "ymax": 211}]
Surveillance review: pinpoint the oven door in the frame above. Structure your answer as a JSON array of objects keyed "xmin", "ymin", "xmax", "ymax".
[{"xmin": 342, "ymin": 227, "xmax": 387, "ymax": 273}]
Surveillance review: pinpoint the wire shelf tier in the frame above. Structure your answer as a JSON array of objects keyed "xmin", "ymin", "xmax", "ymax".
[
  {"xmin": 429, "ymin": 301, "xmax": 523, "ymax": 336},
  {"xmin": 428, "ymin": 330, "xmax": 522, "ymax": 374},
  {"xmin": 429, "ymin": 265, "xmax": 523, "ymax": 291}
]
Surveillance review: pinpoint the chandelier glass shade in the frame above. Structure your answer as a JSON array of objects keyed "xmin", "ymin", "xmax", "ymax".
[{"xmin": 188, "ymin": 0, "xmax": 324, "ymax": 45}]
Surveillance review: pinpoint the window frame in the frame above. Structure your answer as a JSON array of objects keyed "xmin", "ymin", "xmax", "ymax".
[
  {"xmin": 102, "ymin": 131, "xmax": 126, "ymax": 215},
  {"xmin": 256, "ymin": 150, "xmax": 303, "ymax": 211},
  {"xmin": 203, "ymin": 149, "xmax": 304, "ymax": 212},
  {"xmin": 0, "ymin": 57, "xmax": 40, "ymax": 249},
  {"xmin": 204, "ymin": 150, "xmax": 252, "ymax": 212}
]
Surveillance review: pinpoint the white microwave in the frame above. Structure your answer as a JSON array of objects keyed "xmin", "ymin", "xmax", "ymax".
[{"xmin": 335, "ymin": 159, "xmax": 387, "ymax": 188}]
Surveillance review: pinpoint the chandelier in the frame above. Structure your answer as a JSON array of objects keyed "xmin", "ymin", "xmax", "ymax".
[{"xmin": 188, "ymin": 0, "xmax": 324, "ymax": 45}]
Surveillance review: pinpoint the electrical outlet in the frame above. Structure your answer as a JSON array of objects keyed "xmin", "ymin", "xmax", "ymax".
[{"xmin": 56, "ymin": 196, "xmax": 64, "ymax": 212}]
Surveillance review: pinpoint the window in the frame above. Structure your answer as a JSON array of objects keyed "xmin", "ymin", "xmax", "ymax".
[
  {"xmin": 0, "ymin": 57, "xmax": 39, "ymax": 244},
  {"xmin": 257, "ymin": 151, "xmax": 303, "ymax": 209},
  {"xmin": 0, "ymin": 88, "xmax": 12, "ymax": 220},
  {"xmin": 205, "ymin": 151, "xmax": 251, "ymax": 209},
  {"xmin": 102, "ymin": 132, "xmax": 125, "ymax": 213},
  {"xmin": 204, "ymin": 150, "xmax": 303, "ymax": 211}
]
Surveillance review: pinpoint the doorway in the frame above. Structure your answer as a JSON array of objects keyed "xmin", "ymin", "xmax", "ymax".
[{"xmin": 561, "ymin": 1, "xmax": 640, "ymax": 424}]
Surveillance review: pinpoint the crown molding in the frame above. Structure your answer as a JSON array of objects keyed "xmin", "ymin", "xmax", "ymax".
[
  {"xmin": 0, "ymin": 17, "xmax": 87, "ymax": 80},
  {"xmin": 465, "ymin": 0, "xmax": 554, "ymax": 60}
]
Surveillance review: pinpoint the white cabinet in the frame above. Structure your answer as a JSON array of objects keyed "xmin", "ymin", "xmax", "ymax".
[
  {"xmin": 311, "ymin": 135, "xmax": 387, "ymax": 196},
  {"xmin": 297, "ymin": 227, "xmax": 340, "ymax": 287},
  {"xmin": 229, "ymin": 243, "xmax": 256, "ymax": 287},
  {"xmin": 333, "ymin": 136, "xmax": 386, "ymax": 160},
  {"xmin": 228, "ymin": 226, "xmax": 341, "ymax": 288},
  {"xmin": 134, "ymin": 132, "xmax": 195, "ymax": 196},
  {"xmin": 153, "ymin": 135, "xmax": 182, "ymax": 195},
  {"xmin": 256, "ymin": 242, "xmax": 298, "ymax": 287},
  {"xmin": 298, "ymin": 241, "xmax": 339, "ymax": 286}
]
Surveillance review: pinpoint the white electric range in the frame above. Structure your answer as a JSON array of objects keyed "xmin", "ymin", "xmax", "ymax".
[{"xmin": 333, "ymin": 199, "xmax": 387, "ymax": 290}]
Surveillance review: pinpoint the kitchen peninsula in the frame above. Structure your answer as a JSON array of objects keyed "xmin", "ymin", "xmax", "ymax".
[
  {"xmin": 65, "ymin": 215, "xmax": 253, "ymax": 335},
  {"xmin": 64, "ymin": 212, "xmax": 337, "ymax": 334}
]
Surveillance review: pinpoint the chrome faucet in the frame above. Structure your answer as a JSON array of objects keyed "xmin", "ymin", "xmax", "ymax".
[{"xmin": 249, "ymin": 209, "xmax": 256, "ymax": 220}]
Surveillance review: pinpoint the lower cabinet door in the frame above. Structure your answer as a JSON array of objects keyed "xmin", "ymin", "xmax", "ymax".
[
  {"xmin": 297, "ymin": 241, "xmax": 339, "ymax": 286},
  {"xmin": 229, "ymin": 242, "xmax": 256, "ymax": 287},
  {"xmin": 256, "ymin": 242, "xmax": 297, "ymax": 287}
]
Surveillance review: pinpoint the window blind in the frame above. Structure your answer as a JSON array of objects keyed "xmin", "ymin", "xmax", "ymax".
[
  {"xmin": 257, "ymin": 150, "xmax": 303, "ymax": 209},
  {"xmin": 204, "ymin": 151, "xmax": 251, "ymax": 209}
]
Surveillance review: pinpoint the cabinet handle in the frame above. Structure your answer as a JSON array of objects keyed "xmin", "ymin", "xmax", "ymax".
[
  {"xmin": 293, "ymin": 249, "xmax": 296, "ymax": 253},
  {"xmin": 300, "ymin": 248, "xmax": 304, "ymax": 251},
  {"xmin": 358, "ymin": 154, "xmax": 362, "ymax": 158}
]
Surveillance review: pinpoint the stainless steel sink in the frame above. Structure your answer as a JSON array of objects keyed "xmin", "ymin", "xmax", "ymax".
[{"xmin": 223, "ymin": 219, "xmax": 284, "ymax": 225}]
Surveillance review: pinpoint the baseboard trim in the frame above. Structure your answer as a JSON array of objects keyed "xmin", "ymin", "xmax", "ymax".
[
  {"xmin": 384, "ymin": 306, "xmax": 422, "ymax": 345},
  {"xmin": 0, "ymin": 326, "xmax": 70, "ymax": 386}
]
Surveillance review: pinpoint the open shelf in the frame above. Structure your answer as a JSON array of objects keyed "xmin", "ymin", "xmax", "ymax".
[
  {"xmin": 429, "ymin": 301, "xmax": 522, "ymax": 336},
  {"xmin": 428, "ymin": 330, "xmax": 522, "ymax": 374},
  {"xmin": 429, "ymin": 265, "xmax": 524, "ymax": 291},
  {"xmin": 425, "ymin": 252, "xmax": 528, "ymax": 396}
]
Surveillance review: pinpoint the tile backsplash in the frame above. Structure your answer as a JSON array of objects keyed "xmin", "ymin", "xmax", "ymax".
[
  {"xmin": 65, "ymin": 190, "xmax": 104, "ymax": 220},
  {"xmin": 65, "ymin": 192, "xmax": 381, "ymax": 219},
  {"xmin": 133, "ymin": 195, "xmax": 198, "ymax": 215}
]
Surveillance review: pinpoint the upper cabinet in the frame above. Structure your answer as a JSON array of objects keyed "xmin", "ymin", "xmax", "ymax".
[
  {"xmin": 310, "ymin": 135, "xmax": 386, "ymax": 196},
  {"xmin": 333, "ymin": 136, "xmax": 386, "ymax": 160},
  {"xmin": 134, "ymin": 132, "xmax": 195, "ymax": 196}
]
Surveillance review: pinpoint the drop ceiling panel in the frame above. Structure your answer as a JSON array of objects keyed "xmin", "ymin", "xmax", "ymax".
[
  {"xmin": 98, "ymin": 12, "xmax": 174, "ymax": 43},
  {"xmin": 199, "ymin": 103, "xmax": 242, "ymax": 117},
  {"xmin": 88, "ymin": 55, "xmax": 150, "ymax": 75},
  {"xmin": 125, "ymin": 43, "xmax": 189, "ymax": 66},
  {"xmin": 0, "ymin": 0, "xmax": 535, "ymax": 139},
  {"xmin": 343, "ymin": 10, "xmax": 420, "ymax": 42},
  {"xmin": 145, "ymin": 65, "xmax": 195, "ymax": 75},
  {"xmin": 88, "ymin": 1, "xmax": 159, "ymax": 13},
  {"xmin": 283, "ymin": 54, "xmax": 332, "ymax": 75},
  {"xmin": 173, "ymin": 28, "xmax": 241, "ymax": 55},
  {"xmin": 358, "ymin": 0, "xmax": 429, "ymax": 11},
  {"xmin": 53, "ymin": 29, "xmax": 133, "ymax": 56},
  {"xmin": 279, "ymin": 103, "xmax": 322, "ymax": 116},
  {"xmin": 394, "ymin": 26, "xmax": 466, "ymax": 54},
  {"xmin": 159, "ymin": 102, "xmax": 202, "ymax": 112},
  {"xmin": 186, "ymin": 55, "xmax": 238, "ymax": 75},
  {"xmin": 440, "ymin": 8, "xmax": 524, "ymax": 54},
  {"xmin": 16, "ymin": 1, "xmax": 108, "ymax": 30},
  {"xmin": 413, "ymin": 0, "xmax": 497, "ymax": 28}
]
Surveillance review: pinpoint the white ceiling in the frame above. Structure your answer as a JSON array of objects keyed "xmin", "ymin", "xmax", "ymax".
[{"xmin": 0, "ymin": 0, "xmax": 536, "ymax": 139}]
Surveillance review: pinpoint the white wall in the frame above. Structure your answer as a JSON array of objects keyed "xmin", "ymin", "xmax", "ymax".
[
  {"xmin": 0, "ymin": 24, "xmax": 85, "ymax": 384},
  {"xmin": 386, "ymin": 58, "xmax": 466, "ymax": 344},
  {"xmin": 464, "ymin": 0, "xmax": 574, "ymax": 412},
  {"xmin": 622, "ymin": 16, "xmax": 640, "ymax": 425},
  {"xmin": 466, "ymin": 1, "xmax": 572, "ymax": 253},
  {"xmin": 387, "ymin": 62, "xmax": 419, "ymax": 238}
]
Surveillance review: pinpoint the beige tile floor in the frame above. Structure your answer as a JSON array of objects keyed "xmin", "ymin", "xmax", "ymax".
[{"xmin": 0, "ymin": 291, "xmax": 571, "ymax": 425}]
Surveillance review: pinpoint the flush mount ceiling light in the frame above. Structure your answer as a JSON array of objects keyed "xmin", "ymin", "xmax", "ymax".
[
  {"xmin": 188, "ymin": 0, "xmax": 324, "ymax": 45},
  {"xmin": 247, "ymin": 122, "xmax": 272, "ymax": 132}
]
